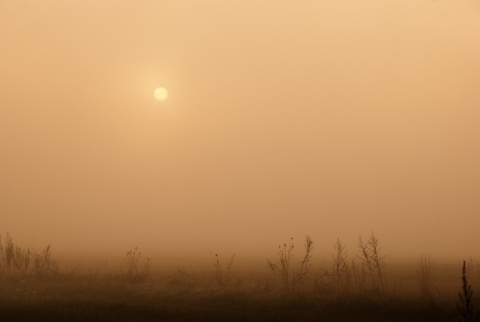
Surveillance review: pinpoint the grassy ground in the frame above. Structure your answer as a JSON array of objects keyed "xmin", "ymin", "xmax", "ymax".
[
  {"xmin": 0, "ymin": 272, "xmax": 464, "ymax": 321},
  {"xmin": 0, "ymin": 234, "xmax": 477, "ymax": 321}
]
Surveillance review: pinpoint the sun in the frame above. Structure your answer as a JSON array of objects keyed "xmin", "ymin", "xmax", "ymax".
[{"xmin": 154, "ymin": 87, "xmax": 168, "ymax": 102}]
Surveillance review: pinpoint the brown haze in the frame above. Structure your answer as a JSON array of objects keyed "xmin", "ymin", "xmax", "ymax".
[{"xmin": 1, "ymin": 0, "xmax": 479, "ymax": 265}]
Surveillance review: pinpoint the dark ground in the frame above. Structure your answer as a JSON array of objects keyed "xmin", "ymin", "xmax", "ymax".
[{"xmin": 0, "ymin": 279, "xmax": 459, "ymax": 322}]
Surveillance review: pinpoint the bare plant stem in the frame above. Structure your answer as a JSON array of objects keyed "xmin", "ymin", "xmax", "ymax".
[
  {"xmin": 293, "ymin": 236, "xmax": 313, "ymax": 291},
  {"xmin": 358, "ymin": 233, "xmax": 385, "ymax": 291},
  {"xmin": 332, "ymin": 238, "xmax": 349, "ymax": 293},
  {"xmin": 211, "ymin": 252, "xmax": 235, "ymax": 287},
  {"xmin": 419, "ymin": 255, "xmax": 432, "ymax": 299},
  {"xmin": 268, "ymin": 238, "xmax": 294, "ymax": 292},
  {"xmin": 457, "ymin": 260, "xmax": 479, "ymax": 322}
]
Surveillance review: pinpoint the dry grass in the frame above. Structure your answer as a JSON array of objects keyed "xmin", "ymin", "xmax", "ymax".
[
  {"xmin": 419, "ymin": 255, "xmax": 433, "ymax": 299},
  {"xmin": 210, "ymin": 252, "xmax": 235, "ymax": 287},
  {"xmin": 0, "ymin": 233, "xmax": 58, "ymax": 279},
  {"xmin": 0, "ymin": 232, "xmax": 476, "ymax": 321},
  {"xmin": 457, "ymin": 260, "xmax": 480, "ymax": 322},
  {"xmin": 267, "ymin": 236, "xmax": 314, "ymax": 293}
]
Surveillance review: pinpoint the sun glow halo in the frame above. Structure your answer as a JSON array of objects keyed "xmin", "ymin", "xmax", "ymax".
[{"xmin": 154, "ymin": 87, "xmax": 168, "ymax": 102}]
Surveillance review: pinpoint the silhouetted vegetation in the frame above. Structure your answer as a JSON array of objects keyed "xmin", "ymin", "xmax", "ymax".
[
  {"xmin": 210, "ymin": 252, "xmax": 235, "ymax": 287},
  {"xmin": 267, "ymin": 236, "xmax": 314, "ymax": 293},
  {"xmin": 0, "ymin": 233, "xmax": 58, "ymax": 279},
  {"xmin": 457, "ymin": 260, "xmax": 480, "ymax": 322},
  {"xmin": 358, "ymin": 233, "xmax": 386, "ymax": 292},
  {"xmin": 0, "ymin": 232, "xmax": 477, "ymax": 321},
  {"xmin": 122, "ymin": 247, "xmax": 150, "ymax": 282},
  {"xmin": 419, "ymin": 255, "xmax": 433, "ymax": 299}
]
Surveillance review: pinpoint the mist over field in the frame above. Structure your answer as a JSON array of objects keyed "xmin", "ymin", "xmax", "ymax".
[
  {"xmin": 1, "ymin": 0, "xmax": 480, "ymax": 267},
  {"xmin": 2, "ymin": 1, "xmax": 480, "ymax": 321}
]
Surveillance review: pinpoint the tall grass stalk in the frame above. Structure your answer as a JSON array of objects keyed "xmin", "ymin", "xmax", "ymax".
[
  {"xmin": 292, "ymin": 236, "xmax": 313, "ymax": 291},
  {"xmin": 419, "ymin": 255, "xmax": 432, "ymax": 299},
  {"xmin": 351, "ymin": 259, "xmax": 365, "ymax": 293},
  {"xmin": 268, "ymin": 236, "xmax": 314, "ymax": 293},
  {"xmin": 210, "ymin": 252, "xmax": 235, "ymax": 287},
  {"xmin": 123, "ymin": 247, "xmax": 150, "ymax": 282},
  {"xmin": 457, "ymin": 260, "xmax": 480, "ymax": 322},
  {"xmin": 332, "ymin": 238, "xmax": 350, "ymax": 293},
  {"xmin": 358, "ymin": 233, "xmax": 385, "ymax": 291},
  {"xmin": 268, "ymin": 237, "xmax": 295, "ymax": 292},
  {"xmin": 0, "ymin": 233, "xmax": 57, "ymax": 278}
]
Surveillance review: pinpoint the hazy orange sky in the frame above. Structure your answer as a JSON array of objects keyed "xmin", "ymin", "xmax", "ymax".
[{"xmin": 1, "ymin": 0, "xmax": 479, "ymax": 262}]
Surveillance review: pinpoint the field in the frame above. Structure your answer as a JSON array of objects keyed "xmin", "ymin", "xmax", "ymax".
[{"xmin": 0, "ymin": 234, "xmax": 478, "ymax": 321}]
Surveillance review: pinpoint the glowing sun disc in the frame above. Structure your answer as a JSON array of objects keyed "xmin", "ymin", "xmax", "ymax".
[{"xmin": 154, "ymin": 87, "xmax": 168, "ymax": 101}]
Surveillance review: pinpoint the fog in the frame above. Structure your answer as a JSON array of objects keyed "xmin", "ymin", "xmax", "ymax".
[{"xmin": 1, "ymin": 0, "xmax": 479, "ymax": 264}]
